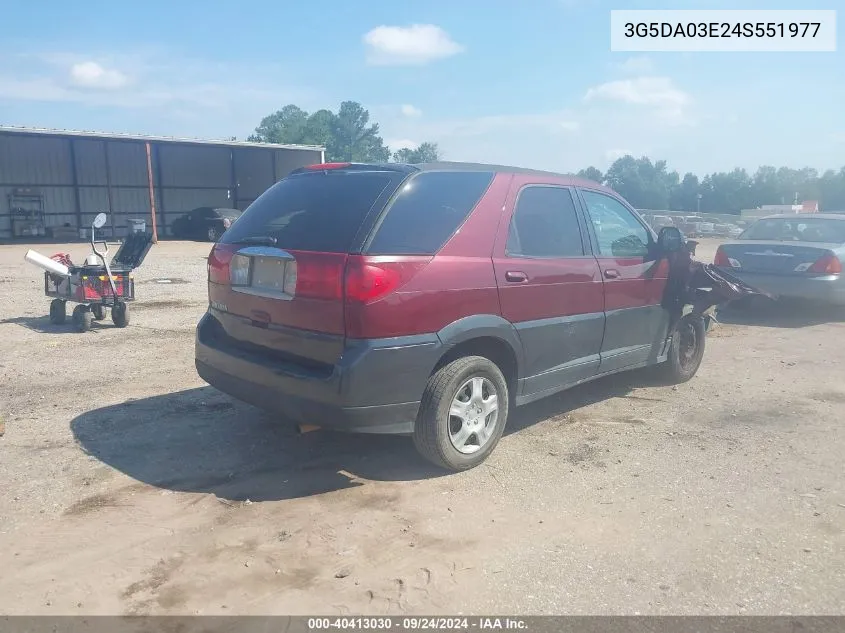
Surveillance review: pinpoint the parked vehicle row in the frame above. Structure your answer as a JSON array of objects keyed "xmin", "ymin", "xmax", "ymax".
[{"xmin": 641, "ymin": 213, "xmax": 745, "ymax": 238}]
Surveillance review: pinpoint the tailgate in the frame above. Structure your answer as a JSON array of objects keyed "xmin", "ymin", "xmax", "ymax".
[{"xmin": 206, "ymin": 166, "xmax": 408, "ymax": 368}]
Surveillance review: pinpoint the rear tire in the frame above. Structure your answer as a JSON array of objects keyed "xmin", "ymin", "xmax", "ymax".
[
  {"xmin": 656, "ymin": 314, "xmax": 706, "ymax": 384},
  {"xmin": 413, "ymin": 355, "xmax": 509, "ymax": 471},
  {"xmin": 112, "ymin": 302, "xmax": 130, "ymax": 328},
  {"xmin": 72, "ymin": 305, "xmax": 93, "ymax": 332},
  {"xmin": 91, "ymin": 304, "xmax": 106, "ymax": 321},
  {"xmin": 49, "ymin": 299, "xmax": 66, "ymax": 325}
]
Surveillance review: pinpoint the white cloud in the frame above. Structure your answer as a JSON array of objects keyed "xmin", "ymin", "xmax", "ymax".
[
  {"xmin": 363, "ymin": 24, "xmax": 464, "ymax": 66},
  {"xmin": 584, "ymin": 76, "xmax": 693, "ymax": 126},
  {"xmin": 585, "ymin": 76, "xmax": 689, "ymax": 109},
  {"xmin": 400, "ymin": 104, "xmax": 422, "ymax": 117},
  {"xmin": 0, "ymin": 51, "xmax": 314, "ymax": 120},
  {"xmin": 69, "ymin": 61, "xmax": 128, "ymax": 89},
  {"xmin": 617, "ymin": 56, "xmax": 655, "ymax": 75},
  {"xmin": 386, "ymin": 138, "xmax": 419, "ymax": 150}
]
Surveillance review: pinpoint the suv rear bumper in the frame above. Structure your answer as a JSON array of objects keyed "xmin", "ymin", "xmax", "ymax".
[{"xmin": 195, "ymin": 311, "xmax": 442, "ymax": 434}]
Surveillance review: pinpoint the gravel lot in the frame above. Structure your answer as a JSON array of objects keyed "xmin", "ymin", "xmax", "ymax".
[{"xmin": 1, "ymin": 238, "xmax": 844, "ymax": 615}]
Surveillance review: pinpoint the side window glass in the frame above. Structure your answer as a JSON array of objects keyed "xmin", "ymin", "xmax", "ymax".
[
  {"xmin": 367, "ymin": 171, "xmax": 494, "ymax": 255},
  {"xmin": 581, "ymin": 190, "xmax": 650, "ymax": 258},
  {"xmin": 506, "ymin": 186, "xmax": 584, "ymax": 258}
]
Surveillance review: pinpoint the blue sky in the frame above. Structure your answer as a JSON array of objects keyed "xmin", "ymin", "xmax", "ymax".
[{"xmin": 0, "ymin": 0, "xmax": 842, "ymax": 176}]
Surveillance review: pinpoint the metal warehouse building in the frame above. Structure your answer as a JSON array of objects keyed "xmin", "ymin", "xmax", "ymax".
[{"xmin": 0, "ymin": 126, "xmax": 324, "ymax": 241}]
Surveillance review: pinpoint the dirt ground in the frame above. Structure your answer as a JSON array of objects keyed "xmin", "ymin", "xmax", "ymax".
[{"xmin": 1, "ymin": 237, "xmax": 844, "ymax": 615}]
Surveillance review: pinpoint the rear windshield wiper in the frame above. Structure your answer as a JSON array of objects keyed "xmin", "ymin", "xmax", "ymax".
[{"xmin": 232, "ymin": 236, "xmax": 277, "ymax": 246}]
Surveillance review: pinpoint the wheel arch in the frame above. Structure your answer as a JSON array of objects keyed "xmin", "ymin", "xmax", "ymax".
[{"xmin": 434, "ymin": 315, "xmax": 525, "ymax": 395}]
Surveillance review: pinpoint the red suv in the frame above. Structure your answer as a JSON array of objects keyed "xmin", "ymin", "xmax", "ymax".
[{"xmin": 196, "ymin": 162, "xmax": 705, "ymax": 470}]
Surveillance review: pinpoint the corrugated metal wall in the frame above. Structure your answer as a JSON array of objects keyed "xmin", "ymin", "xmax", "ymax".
[{"xmin": 0, "ymin": 131, "xmax": 322, "ymax": 240}]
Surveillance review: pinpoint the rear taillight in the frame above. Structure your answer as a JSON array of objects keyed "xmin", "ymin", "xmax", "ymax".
[
  {"xmin": 343, "ymin": 256, "xmax": 429, "ymax": 305},
  {"xmin": 344, "ymin": 260, "xmax": 403, "ymax": 304},
  {"xmin": 807, "ymin": 253, "xmax": 842, "ymax": 274},
  {"xmin": 207, "ymin": 244, "xmax": 236, "ymax": 283},
  {"xmin": 714, "ymin": 247, "xmax": 737, "ymax": 267}
]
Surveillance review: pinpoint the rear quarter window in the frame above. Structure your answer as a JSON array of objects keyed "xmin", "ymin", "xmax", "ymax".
[{"xmin": 365, "ymin": 171, "xmax": 495, "ymax": 255}]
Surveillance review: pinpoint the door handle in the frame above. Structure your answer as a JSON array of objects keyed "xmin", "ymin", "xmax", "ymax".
[
  {"xmin": 505, "ymin": 271, "xmax": 528, "ymax": 283},
  {"xmin": 604, "ymin": 269, "xmax": 620, "ymax": 279}
]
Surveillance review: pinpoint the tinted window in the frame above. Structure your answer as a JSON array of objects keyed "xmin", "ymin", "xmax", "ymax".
[
  {"xmin": 581, "ymin": 190, "xmax": 650, "ymax": 258},
  {"xmin": 741, "ymin": 218, "xmax": 845, "ymax": 243},
  {"xmin": 220, "ymin": 171, "xmax": 395, "ymax": 252},
  {"xmin": 366, "ymin": 171, "xmax": 494, "ymax": 255},
  {"xmin": 506, "ymin": 186, "xmax": 584, "ymax": 257}
]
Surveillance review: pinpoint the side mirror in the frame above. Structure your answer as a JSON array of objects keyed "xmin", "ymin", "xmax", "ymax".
[
  {"xmin": 657, "ymin": 226, "xmax": 684, "ymax": 253},
  {"xmin": 92, "ymin": 213, "xmax": 108, "ymax": 229}
]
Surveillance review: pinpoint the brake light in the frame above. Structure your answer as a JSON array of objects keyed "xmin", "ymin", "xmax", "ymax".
[
  {"xmin": 304, "ymin": 162, "xmax": 351, "ymax": 171},
  {"xmin": 714, "ymin": 247, "xmax": 729, "ymax": 267},
  {"xmin": 345, "ymin": 260, "xmax": 403, "ymax": 304},
  {"xmin": 808, "ymin": 253, "xmax": 842, "ymax": 274},
  {"xmin": 343, "ymin": 256, "xmax": 430, "ymax": 305},
  {"xmin": 208, "ymin": 244, "xmax": 236, "ymax": 283}
]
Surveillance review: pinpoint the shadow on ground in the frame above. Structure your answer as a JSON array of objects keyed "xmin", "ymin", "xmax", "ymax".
[
  {"xmin": 0, "ymin": 315, "xmax": 102, "ymax": 334},
  {"xmin": 71, "ymin": 373, "xmax": 642, "ymax": 502},
  {"xmin": 717, "ymin": 297, "xmax": 845, "ymax": 329}
]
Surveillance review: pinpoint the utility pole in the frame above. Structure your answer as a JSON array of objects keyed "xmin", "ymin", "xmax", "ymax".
[{"xmin": 696, "ymin": 193, "xmax": 702, "ymax": 214}]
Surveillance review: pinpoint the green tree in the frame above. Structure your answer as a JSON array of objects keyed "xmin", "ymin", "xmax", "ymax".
[
  {"xmin": 302, "ymin": 109, "xmax": 337, "ymax": 149},
  {"xmin": 248, "ymin": 105, "xmax": 310, "ymax": 144},
  {"xmin": 577, "ymin": 166, "xmax": 604, "ymax": 183},
  {"xmin": 604, "ymin": 156, "xmax": 677, "ymax": 209},
  {"xmin": 669, "ymin": 172, "xmax": 700, "ymax": 212},
  {"xmin": 392, "ymin": 142, "xmax": 441, "ymax": 164},
  {"xmin": 699, "ymin": 168, "xmax": 752, "ymax": 213},
  {"xmin": 331, "ymin": 101, "xmax": 389, "ymax": 162},
  {"xmin": 249, "ymin": 101, "xmax": 425, "ymax": 163}
]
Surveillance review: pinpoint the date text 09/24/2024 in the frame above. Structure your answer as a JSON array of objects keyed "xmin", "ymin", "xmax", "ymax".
[{"xmin": 307, "ymin": 618, "xmax": 527, "ymax": 630}]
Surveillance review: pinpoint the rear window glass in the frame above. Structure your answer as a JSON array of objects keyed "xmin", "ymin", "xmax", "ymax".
[
  {"xmin": 366, "ymin": 171, "xmax": 495, "ymax": 255},
  {"xmin": 742, "ymin": 218, "xmax": 845, "ymax": 243},
  {"xmin": 220, "ymin": 171, "xmax": 395, "ymax": 252}
]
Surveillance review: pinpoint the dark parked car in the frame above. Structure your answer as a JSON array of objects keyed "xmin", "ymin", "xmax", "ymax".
[
  {"xmin": 171, "ymin": 207, "xmax": 242, "ymax": 242},
  {"xmin": 715, "ymin": 214, "xmax": 845, "ymax": 305},
  {"xmin": 196, "ymin": 162, "xmax": 707, "ymax": 470}
]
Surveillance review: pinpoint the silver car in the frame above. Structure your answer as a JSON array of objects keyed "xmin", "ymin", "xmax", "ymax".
[{"xmin": 714, "ymin": 214, "xmax": 845, "ymax": 305}]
